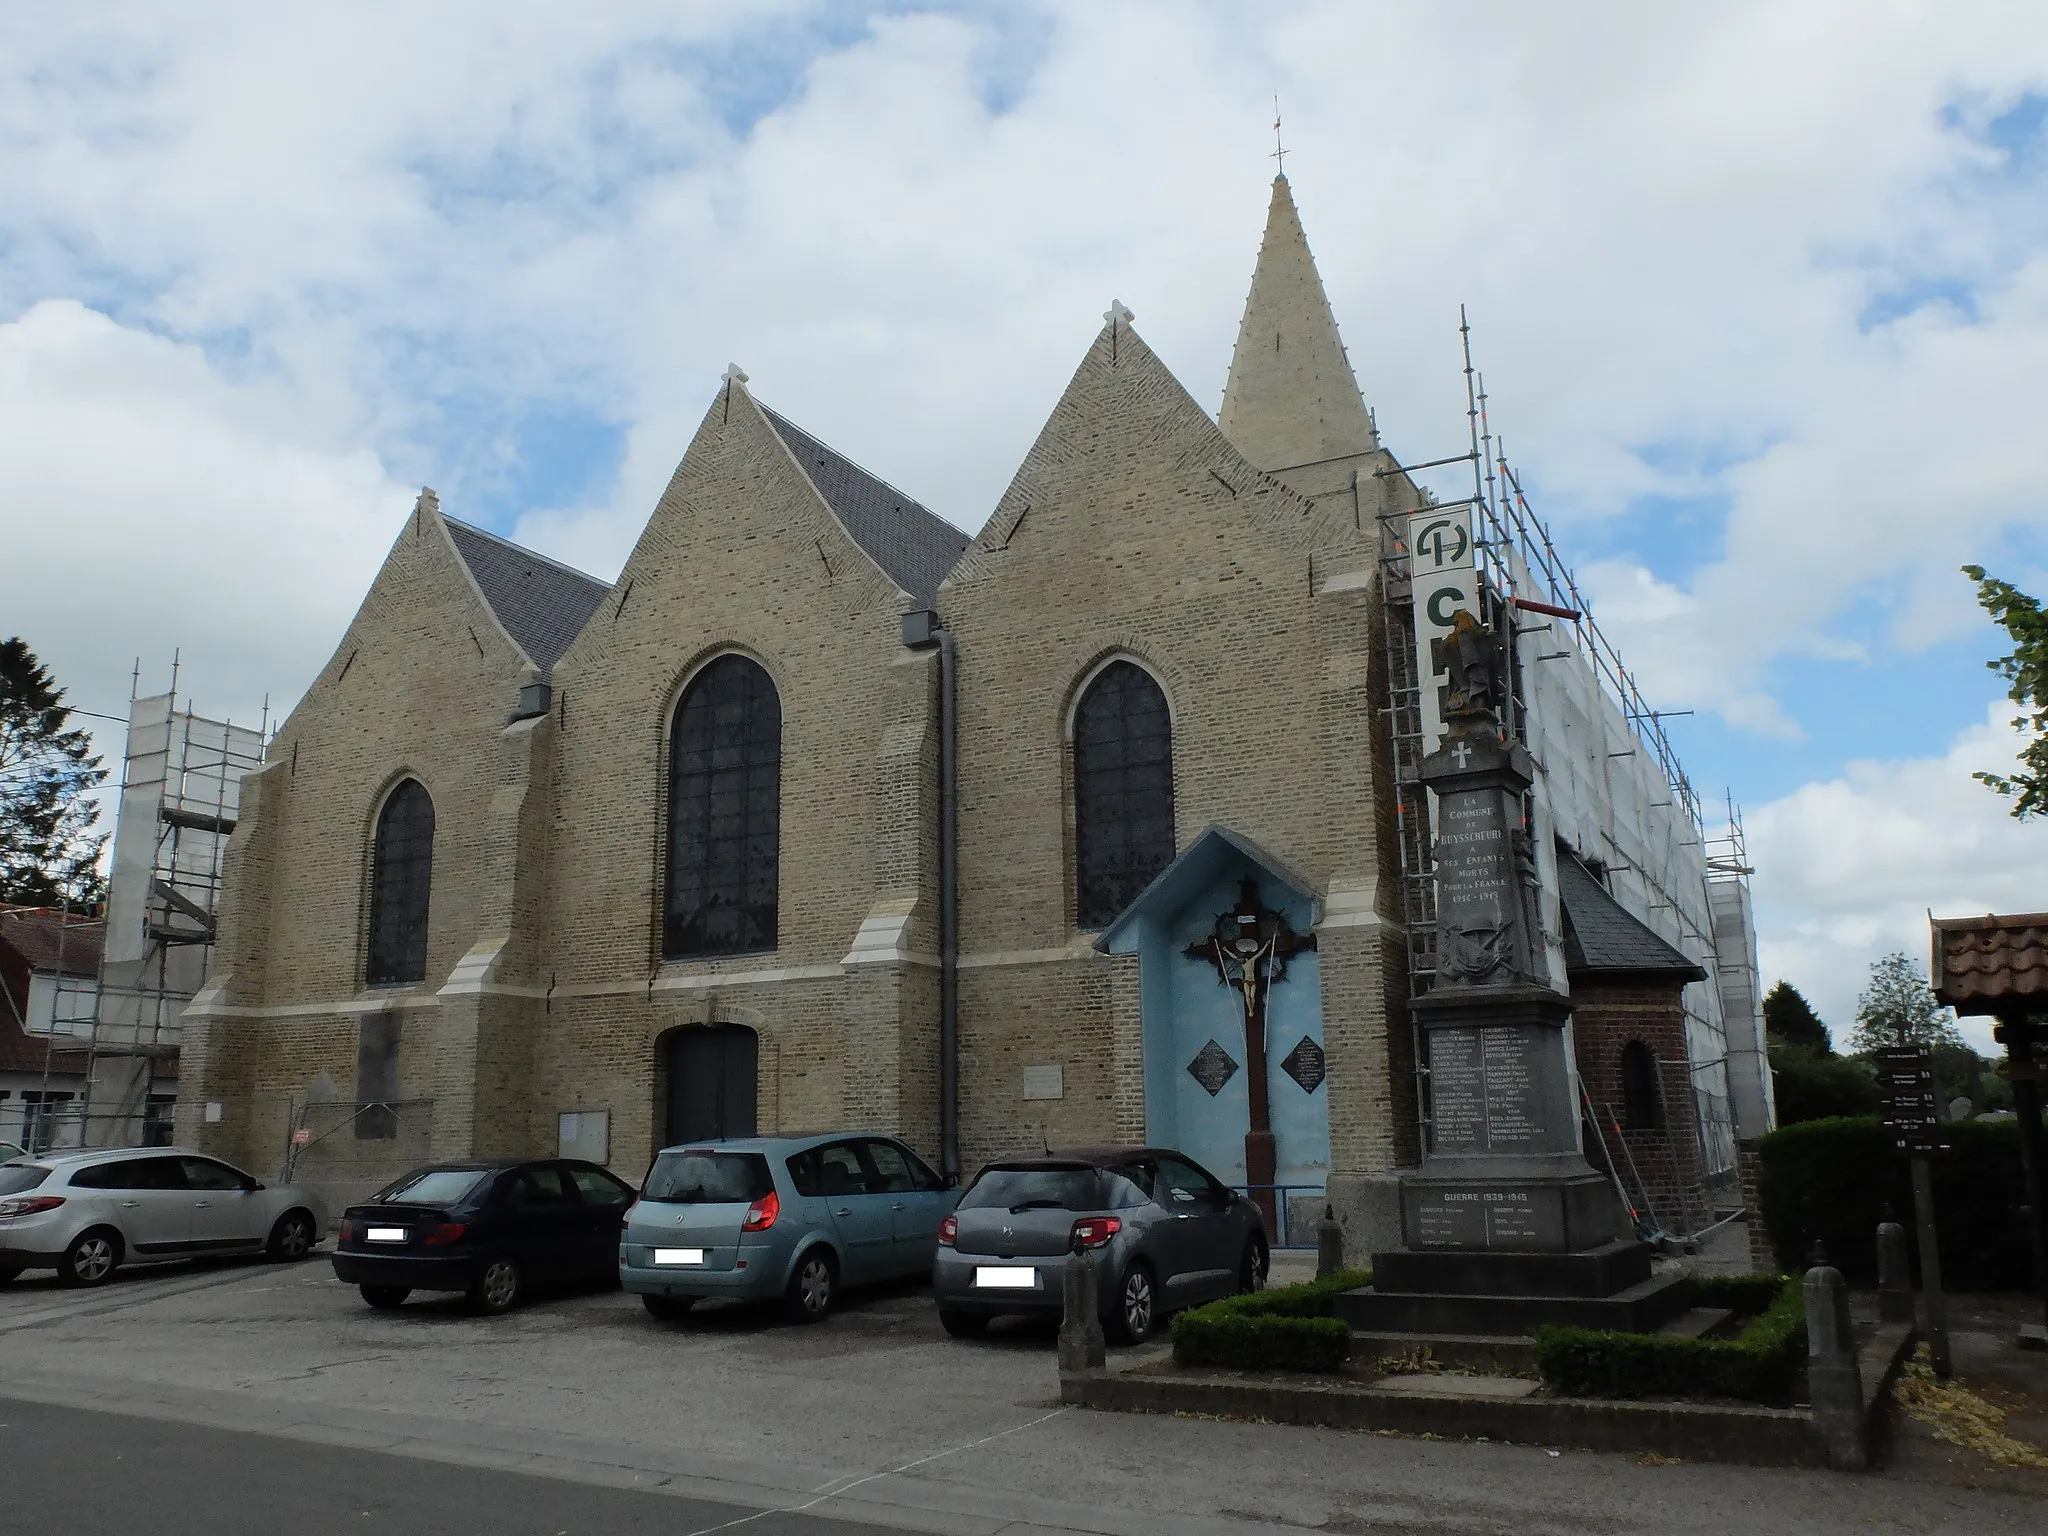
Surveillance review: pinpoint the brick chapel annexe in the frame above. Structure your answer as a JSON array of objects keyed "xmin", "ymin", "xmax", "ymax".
[{"xmin": 182, "ymin": 176, "xmax": 1710, "ymax": 1249}]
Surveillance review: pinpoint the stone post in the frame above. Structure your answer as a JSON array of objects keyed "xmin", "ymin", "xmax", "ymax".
[
  {"xmin": 1876, "ymin": 1215, "xmax": 1913, "ymax": 1325},
  {"xmin": 1804, "ymin": 1246, "xmax": 1866, "ymax": 1472},
  {"xmin": 1057, "ymin": 1248, "xmax": 1106, "ymax": 1374},
  {"xmin": 1317, "ymin": 1203, "xmax": 1345, "ymax": 1279}
]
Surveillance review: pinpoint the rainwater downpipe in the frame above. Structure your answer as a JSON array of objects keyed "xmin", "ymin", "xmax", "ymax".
[
  {"xmin": 903, "ymin": 608, "xmax": 960, "ymax": 1182},
  {"xmin": 938, "ymin": 627, "xmax": 959, "ymax": 1182}
]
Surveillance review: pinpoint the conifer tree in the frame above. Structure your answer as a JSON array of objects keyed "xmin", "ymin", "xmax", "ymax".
[
  {"xmin": 1762, "ymin": 980, "xmax": 1830, "ymax": 1053},
  {"xmin": 0, "ymin": 638, "xmax": 108, "ymax": 906}
]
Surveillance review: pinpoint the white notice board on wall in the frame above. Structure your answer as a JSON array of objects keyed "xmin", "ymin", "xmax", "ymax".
[{"xmin": 557, "ymin": 1109, "xmax": 611, "ymax": 1164}]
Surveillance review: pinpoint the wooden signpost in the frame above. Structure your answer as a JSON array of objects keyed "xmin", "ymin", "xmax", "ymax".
[{"xmin": 1874, "ymin": 1043, "xmax": 1951, "ymax": 1377}]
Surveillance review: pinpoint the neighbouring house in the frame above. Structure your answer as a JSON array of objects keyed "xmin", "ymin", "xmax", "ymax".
[{"xmin": 0, "ymin": 906, "xmax": 100, "ymax": 1151}]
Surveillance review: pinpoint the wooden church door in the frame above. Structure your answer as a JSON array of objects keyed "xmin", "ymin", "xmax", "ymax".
[{"xmin": 662, "ymin": 1025, "xmax": 759, "ymax": 1146}]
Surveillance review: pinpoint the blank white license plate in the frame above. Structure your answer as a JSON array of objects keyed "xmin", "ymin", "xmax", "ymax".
[
  {"xmin": 974, "ymin": 1266, "xmax": 1038, "ymax": 1288},
  {"xmin": 655, "ymin": 1248, "xmax": 706, "ymax": 1266},
  {"xmin": 366, "ymin": 1227, "xmax": 408, "ymax": 1243}
]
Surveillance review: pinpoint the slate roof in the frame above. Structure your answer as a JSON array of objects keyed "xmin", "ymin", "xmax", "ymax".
[
  {"xmin": 444, "ymin": 518, "xmax": 611, "ymax": 677},
  {"xmin": 1555, "ymin": 854, "xmax": 1705, "ymax": 980},
  {"xmin": 761, "ymin": 406, "xmax": 970, "ymax": 608},
  {"xmin": 1930, "ymin": 912, "xmax": 2048, "ymax": 1008}
]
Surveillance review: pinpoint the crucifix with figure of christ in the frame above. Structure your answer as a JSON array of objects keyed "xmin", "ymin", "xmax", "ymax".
[{"xmin": 1186, "ymin": 877, "xmax": 1315, "ymax": 1236}]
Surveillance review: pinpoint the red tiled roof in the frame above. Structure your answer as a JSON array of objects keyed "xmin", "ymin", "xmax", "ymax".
[
  {"xmin": 1930, "ymin": 911, "xmax": 2048, "ymax": 1009},
  {"xmin": 0, "ymin": 906, "xmax": 104, "ymax": 976}
]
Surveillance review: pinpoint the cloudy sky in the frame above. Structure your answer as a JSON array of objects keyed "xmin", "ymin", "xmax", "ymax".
[{"xmin": 4, "ymin": 2, "xmax": 2046, "ymax": 1051}]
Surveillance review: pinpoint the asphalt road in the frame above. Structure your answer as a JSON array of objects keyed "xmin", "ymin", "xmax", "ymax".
[
  {"xmin": 0, "ymin": 1397, "xmax": 907, "ymax": 1536},
  {"xmin": 2, "ymin": 1247, "xmax": 2043, "ymax": 1535}
]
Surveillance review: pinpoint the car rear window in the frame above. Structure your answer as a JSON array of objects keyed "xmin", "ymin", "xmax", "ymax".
[
  {"xmin": 643, "ymin": 1151, "xmax": 772, "ymax": 1204},
  {"xmin": 0, "ymin": 1166, "xmax": 51, "ymax": 1196},
  {"xmin": 959, "ymin": 1166, "xmax": 1103, "ymax": 1213},
  {"xmin": 376, "ymin": 1168, "xmax": 490, "ymax": 1205}
]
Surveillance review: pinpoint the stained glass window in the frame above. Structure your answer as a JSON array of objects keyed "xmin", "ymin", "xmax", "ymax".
[
  {"xmin": 665, "ymin": 655, "xmax": 781, "ymax": 957},
  {"xmin": 366, "ymin": 779, "xmax": 433, "ymax": 985},
  {"xmin": 1073, "ymin": 660, "xmax": 1175, "ymax": 929}
]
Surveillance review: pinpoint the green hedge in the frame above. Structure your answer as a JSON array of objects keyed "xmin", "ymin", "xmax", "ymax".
[
  {"xmin": 1170, "ymin": 1268, "xmax": 1370, "ymax": 1372},
  {"xmin": 1531, "ymin": 1275, "xmax": 1805, "ymax": 1403},
  {"xmin": 1756, "ymin": 1115, "xmax": 2035, "ymax": 1290}
]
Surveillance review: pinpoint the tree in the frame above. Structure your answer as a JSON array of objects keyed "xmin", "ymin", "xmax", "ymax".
[
  {"xmin": 0, "ymin": 638, "xmax": 107, "ymax": 906},
  {"xmin": 1763, "ymin": 981, "xmax": 1831, "ymax": 1053},
  {"xmin": 1849, "ymin": 951, "xmax": 1962, "ymax": 1053},
  {"xmin": 1962, "ymin": 564, "xmax": 2048, "ymax": 818},
  {"xmin": 1768, "ymin": 1044, "xmax": 1879, "ymax": 1125}
]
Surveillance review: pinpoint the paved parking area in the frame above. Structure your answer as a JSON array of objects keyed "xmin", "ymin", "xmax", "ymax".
[{"xmin": 2, "ymin": 1251, "xmax": 2041, "ymax": 1534}]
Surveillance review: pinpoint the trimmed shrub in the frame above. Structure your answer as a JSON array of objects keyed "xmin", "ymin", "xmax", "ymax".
[
  {"xmin": 1755, "ymin": 1115, "xmax": 2035, "ymax": 1290},
  {"xmin": 1531, "ymin": 1276, "xmax": 1805, "ymax": 1403},
  {"xmin": 1170, "ymin": 1268, "xmax": 1370, "ymax": 1372}
]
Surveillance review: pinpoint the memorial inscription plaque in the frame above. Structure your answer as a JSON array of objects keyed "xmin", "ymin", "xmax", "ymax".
[{"xmin": 1426, "ymin": 1025, "xmax": 1546, "ymax": 1155}]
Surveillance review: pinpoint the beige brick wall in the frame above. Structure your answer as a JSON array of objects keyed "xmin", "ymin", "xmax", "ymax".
[{"xmin": 192, "ymin": 322, "xmax": 1420, "ymax": 1196}]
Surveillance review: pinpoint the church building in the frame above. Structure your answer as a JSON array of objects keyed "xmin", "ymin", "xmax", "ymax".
[{"xmin": 183, "ymin": 174, "xmax": 1764, "ymax": 1249}]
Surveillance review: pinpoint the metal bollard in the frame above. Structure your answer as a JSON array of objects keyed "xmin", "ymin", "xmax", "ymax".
[
  {"xmin": 1876, "ymin": 1215, "xmax": 1913, "ymax": 1325},
  {"xmin": 1057, "ymin": 1246, "xmax": 1106, "ymax": 1374},
  {"xmin": 1804, "ymin": 1244, "xmax": 1867, "ymax": 1471},
  {"xmin": 1317, "ymin": 1203, "xmax": 1345, "ymax": 1280}
]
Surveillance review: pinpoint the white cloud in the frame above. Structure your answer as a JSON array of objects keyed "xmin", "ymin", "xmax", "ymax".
[
  {"xmin": 1746, "ymin": 701, "xmax": 2048, "ymax": 1054},
  {"xmin": 0, "ymin": 299, "xmax": 410, "ymax": 762}
]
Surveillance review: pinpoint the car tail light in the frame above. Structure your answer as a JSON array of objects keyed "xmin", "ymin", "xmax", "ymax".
[
  {"xmin": 421, "ymin": 1221, "xmax": 467, "ymax": 1246},
  {"xmin": 337, "ymin": 1219, "xmax": 356, "ymax": 1243},
  {"xmin": 742, "ymin": 1190, "xmax": 779, "ymax": 1232},
  {"xmin": 938, "ymin": 1214, "xmax": 957, "ymax": 1247},
  {"xmin": 0, "ymin": 1195, "xmax": 64, "ymax": 1219},
  {"xmin": 1069, "ymin": 1216, "xmax": 1122, "ymax": 1250}
]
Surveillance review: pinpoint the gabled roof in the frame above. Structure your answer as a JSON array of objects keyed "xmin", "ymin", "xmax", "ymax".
[
  {"xmin": 760, "ymin": 406, "xmax": 969, "ymax": 608},
  {"xmin": 443, "ymin": 517, "xmax": 611, "ymax": 676},
  {"xmin": 1095, "ymin": 824, "xmax": 1320, "ymax": 954},
  {"xmin": 1556, "ymin": 854, "xmax": 1705, "ymax": 981},
  {"xmin": 1930, "ymin": 911, "xmax": 2048, "ymax": 1009},
  {"xmin": 0, "ymin": 908, "xmax": 102, "ymax": 977}
]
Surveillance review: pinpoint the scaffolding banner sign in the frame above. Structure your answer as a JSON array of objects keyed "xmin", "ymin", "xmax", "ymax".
[{"xmin": 1409, "ymin": 507, "xmax": 1480, "ymax": 755}]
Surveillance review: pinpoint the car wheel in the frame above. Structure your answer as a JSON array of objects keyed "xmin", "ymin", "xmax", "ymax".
[
  {"xmin": 1107, "ymin": 1262, "xmax": 1157, "ymax": 1345},
  {"xmin": 642, "ymin": 1294, "xmax": 696, "ymax": 1322},
  {"xmin": 59, "ymin": 1227, "xmax": 121, "ymax": 1289},
  {"xmin": 359, "ymin": 1284, "xmax": 410, "ymax": 1310},
  {"xmin": 1238, "ymin": 1235, "xmax": 1269, "ymax": 1295},
  {"xmin": 938, "ymin": 1308, "xmax": 987, "ymax": 1339},
  {"xmin": 466, "ymin": 1256, "xmax": 522, "ymax": 1315},
  {"xmin": 782, "ymin": 1249, "xmax": 838, "ymax": 1324},
  {"xmin": 266, "ymin": 1209, "xmax": 318, "ymax": 1262}
]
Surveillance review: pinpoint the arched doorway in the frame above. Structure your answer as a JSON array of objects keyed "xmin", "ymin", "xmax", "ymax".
[{"xmin": 661, "ymin": 1025, "xmax": 759, "ymax": 1146}]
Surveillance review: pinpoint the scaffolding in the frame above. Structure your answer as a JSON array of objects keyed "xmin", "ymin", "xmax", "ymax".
[
  {"xmin": 46, "ymin": 660, "xmax": 266, "ymax": 1149},
  {"xmin": 1376, "ymin": 310, "xmax": 1741, "ymax": 1233}
]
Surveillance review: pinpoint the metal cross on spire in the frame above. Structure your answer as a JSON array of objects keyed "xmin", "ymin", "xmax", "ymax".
[{"xmin": 1271, "ymin": 95, "xmax": 1287, "ymax": 177}]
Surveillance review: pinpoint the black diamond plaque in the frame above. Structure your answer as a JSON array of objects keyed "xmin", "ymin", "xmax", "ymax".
[
  {"xmin": 1280, "ymin": 1035, "xmax": 1326, "ymax": 1094},
  {"xmin": 1187, "ymin": 1039, "xmax": 1239, "ymax": 1096}
]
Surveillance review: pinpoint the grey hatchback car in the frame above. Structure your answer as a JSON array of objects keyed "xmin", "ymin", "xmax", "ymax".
[
  {"xmin": 620, "ymin": 1133, "xmax": 957, "ymax": 1323},
  {"xmin": 931, "ymin": 1147, "xmax": 1268, "ymax": 1343}
]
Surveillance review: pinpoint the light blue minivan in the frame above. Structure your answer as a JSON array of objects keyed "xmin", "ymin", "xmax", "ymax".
[{"xmin": 620, "ymin": 1132, "xmax": 958, "ymax": 1323}]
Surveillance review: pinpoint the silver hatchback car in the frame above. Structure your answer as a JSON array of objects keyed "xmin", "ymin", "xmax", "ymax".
[
  {"xmin": 0, "ymin": 1146, "xmax": 326, "ymax": 1287},
  {"xmin": 621, "ymin": 1133, "xmax": 958, "ymax": 1323},
  {"xmin": 932, "ymin": 1147, "xmax": 1268, "ymax": 1343}
]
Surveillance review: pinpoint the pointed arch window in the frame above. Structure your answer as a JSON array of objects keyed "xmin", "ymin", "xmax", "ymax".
[
  {"xmin": 666, "ymin": 654, "xmax": 781, "ymax": 958},
  {"xmin": 1073, "ymin": 660, "xmax": 1175, "ymax": 929},
  {"xmin": 1620, "ymin": 1040, "xmax": 1662, "ymax": 1131},
  {"xmin": 366, "ymin": 779, "xmax": 434, "ymax": 985}
]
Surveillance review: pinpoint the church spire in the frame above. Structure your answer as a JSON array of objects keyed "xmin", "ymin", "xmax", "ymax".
[{"xmin": 1218, "ymin": 174, "xmax": 1378, "ymax": 479}]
